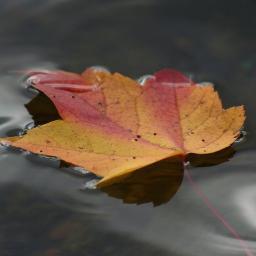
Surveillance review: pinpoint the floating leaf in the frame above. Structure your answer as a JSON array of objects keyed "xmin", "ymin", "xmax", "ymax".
[{"xmin": 0, "ymin": 68, "xmax": 245, "ymax": 185}]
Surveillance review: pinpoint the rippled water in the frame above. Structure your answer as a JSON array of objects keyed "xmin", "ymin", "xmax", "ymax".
[{"xmin": 0, "ymin": 1, "xmax": 256, "ymax": 255}]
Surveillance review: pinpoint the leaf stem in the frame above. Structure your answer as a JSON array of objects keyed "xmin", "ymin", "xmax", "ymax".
[{"xmin": 184, "ymin": 168, "xmax": 254, "ymax": 256}]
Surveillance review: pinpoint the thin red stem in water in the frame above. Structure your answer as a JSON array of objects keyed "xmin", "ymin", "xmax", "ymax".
[{"xmin": 185, "ymin": 168, "xmax": 254, "ymax": 256}]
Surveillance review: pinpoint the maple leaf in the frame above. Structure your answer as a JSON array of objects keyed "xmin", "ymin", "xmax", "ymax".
[{"xmin": 0, "ymin": 68, "xmax": 245, "ymax": 186}]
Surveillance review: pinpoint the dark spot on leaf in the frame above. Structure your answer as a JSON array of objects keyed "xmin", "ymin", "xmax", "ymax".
[
  {"xmin": 202, "ymin": 139, "xmax": 205, "ymax": 142},
  {"xmin": 134, "ymin": 138, "xmax": 138, "ymax": 141},
  {"xmin": 136, "ymin": 135, "xmax": 141, "ymax": 138},
  {"xmin": 153, "ymin": 132, "xmax": 157, "ymax": 136},
  {"xmin": 132, "ymin": 156, "xmax": 136, "ymax": 159},
  {"xmin": 72, "ymin": 95, "xmax": 75, "ymax": 99},
  {"xmin": 98, "ymin": 102, "xmax": 102, "ymax": 106}
]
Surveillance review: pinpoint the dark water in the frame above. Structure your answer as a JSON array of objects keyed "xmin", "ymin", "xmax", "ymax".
[{"xmin": 0, "ymin": 1, "xmax": 256, "ymax": 255}]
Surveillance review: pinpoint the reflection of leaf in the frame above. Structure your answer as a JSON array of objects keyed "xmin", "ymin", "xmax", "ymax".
[
  {"xmin": 98, "ymin": 157, "xmax": 183, "ymax": 206},
  {"xmin": 188, "ymin": 147, "xmax": 235, "ymax": 167},
  {"xmin": 0, "ymin": 68, "xmax": 245, "ymax": 184},
  {"xmin": 25, "ymin": 92, "xmax": 60, "ymax": 125}
]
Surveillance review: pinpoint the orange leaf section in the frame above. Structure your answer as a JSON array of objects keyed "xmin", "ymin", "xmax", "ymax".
[
  {"xmin": 3, "ymin": 120, "xmax": 173, "ymax": 177},
  {"xmin": 0, "ymin": 68, "xmax": 245, "ymax": 184}
]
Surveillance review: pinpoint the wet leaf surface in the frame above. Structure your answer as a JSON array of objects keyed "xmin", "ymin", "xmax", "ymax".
[{"xmin": 0, "ymin": 68, "xmax": 245, "ymax": 186}]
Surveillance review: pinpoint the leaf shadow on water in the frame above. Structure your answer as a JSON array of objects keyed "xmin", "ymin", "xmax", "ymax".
[
  {"xmin": 25, "ymin": 92, "xmax": 61, "ymax": 125},
  {"xmin": 98, "ymin": 147, "xmax": 235, "ymax": 206},
  {"xmin": 99, "ymin": 157, "xmax": 184, "ymax": 206},
  {"xmin": 188, "ymin": 147, "xmax": 235, "ymax": 167},
  {"xmin": 23, "ymin": 92, "xmax": 236, "ymax": 206}
]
